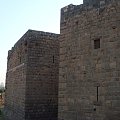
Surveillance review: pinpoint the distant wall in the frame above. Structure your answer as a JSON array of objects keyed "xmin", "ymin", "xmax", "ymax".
[
  {"xmin": 4, "ymin": 31, "xmax": 29, "ymax": 120},
  {"xmin": 4, "ymin": 30, "xmax": 59, "ymax": 120}
]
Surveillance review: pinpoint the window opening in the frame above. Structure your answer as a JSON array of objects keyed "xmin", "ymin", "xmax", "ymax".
[
  {"xmin": 97, "ymin": 86, "xmax": 99, "ymax": 101},
  {"xmin": 75, "ymin": 21, "xmax": 78, "ymax": 26},
  {"xmin": 94, "ymin": 39, "xmax": 100, "ymax": 49},
  {"xmin": 53, "ymin": 56, "xmax": 54, "ymax": 63}
]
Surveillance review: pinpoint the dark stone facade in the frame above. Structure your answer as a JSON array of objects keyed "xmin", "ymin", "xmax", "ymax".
[
  {"xmin": 4, "ymin": 0, "xmax": 120, "ymax": 120},
  {"xmin": 59, "ymin": 0, "xmax": 120, "ymax": 120},
  {"xmin": 4, "ymin": 30, "xmax": 59, "ymax": 120}
]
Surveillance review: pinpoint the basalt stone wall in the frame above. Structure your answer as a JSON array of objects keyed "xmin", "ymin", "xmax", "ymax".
[
  {"xmin": 5, "ymin": 30, "xmax": 59, "ymax": 120},
  {"xmin": 25, "ymin": 30, "xmax": 59, "ymax": 120},
  {"xmin": 58, "ymin": 1, "xmax": 120, "ymax": 120},
  {"xmin": 4, "ymin": 31, "xmax": 29, "ymax": 120}
]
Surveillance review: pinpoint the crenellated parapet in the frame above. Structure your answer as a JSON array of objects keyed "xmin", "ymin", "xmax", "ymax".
[{"xmin": 61, "ymin": 0, "xmax": 119, "ymax": 23}]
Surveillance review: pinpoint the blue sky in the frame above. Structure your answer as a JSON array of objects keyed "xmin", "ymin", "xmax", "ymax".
[{"xmin": 0, "ymin": 0, "xmax": 83, "ymax": 84}]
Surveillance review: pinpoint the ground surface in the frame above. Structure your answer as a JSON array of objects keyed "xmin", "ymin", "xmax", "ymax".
[{"xmin": 0, "ymin": 108, "xmax": 4, "ymax": 120}]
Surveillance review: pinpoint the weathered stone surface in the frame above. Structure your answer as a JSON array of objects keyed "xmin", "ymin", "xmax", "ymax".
[
  {"xmin": 4, "ymin": 0, "xmax": 120, "ymax": 120},
  {"xmin": 58, "ymin": 0, "xmax": 120, "ymax": 120},
  {"xmin": 4, "ymin": 30, "xmax": 59, "ymax": 120}
]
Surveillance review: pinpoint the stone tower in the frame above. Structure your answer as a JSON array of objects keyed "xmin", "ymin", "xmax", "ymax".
[
  {"xmin": 4, "ymin": 30, "xmax": 59, "ymax": 120},
  {"xmin": 58, "ymin": 0, "xmax": 120, "ymax": 120}
]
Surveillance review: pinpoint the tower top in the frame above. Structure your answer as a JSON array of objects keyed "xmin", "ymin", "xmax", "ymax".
[{"xmin": 83, "ymin": 0, "xmax": 111, "ymax": 7}]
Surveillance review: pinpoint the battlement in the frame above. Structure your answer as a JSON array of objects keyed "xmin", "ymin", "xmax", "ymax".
[
  {"xmin": 61, "ymin": 4, "xmax": 84, "ymax": 23},
  {"xmin": 83, "ymin": 0, "xmax": 112, "ymax": 7},
  {"xmin": 61, "ymin": 0, "xmax": 119, "ymax": 23}
]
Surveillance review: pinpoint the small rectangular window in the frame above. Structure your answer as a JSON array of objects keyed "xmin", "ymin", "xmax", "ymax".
[
  {"xmin": 97, "ymin": 86, "xmax": 99, "ymax": 101},
  {"xmin": 94, "ymin": 39, "xmax": 100, "ymax": 49},
  {"xmin": 53, "ymin": 56, "xmax": 54, "ymax": 63}
]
